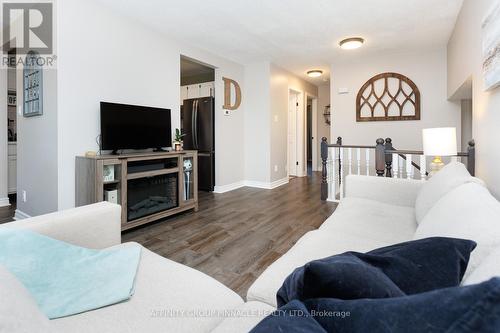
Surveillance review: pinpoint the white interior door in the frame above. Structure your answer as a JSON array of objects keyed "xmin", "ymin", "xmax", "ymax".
[{"xmin": 288, "ymin": 93, "xmax": 298, "ymax": 176}]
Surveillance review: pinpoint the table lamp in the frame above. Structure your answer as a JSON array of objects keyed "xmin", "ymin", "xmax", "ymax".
[{"xmin": 422, "ymin": 127, "xmax": 457, "ymax": 176}]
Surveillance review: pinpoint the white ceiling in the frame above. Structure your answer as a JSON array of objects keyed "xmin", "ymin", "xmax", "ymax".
[{"xmin": 97, "ymin": 0, "xmax": 463, "ymax": 86}]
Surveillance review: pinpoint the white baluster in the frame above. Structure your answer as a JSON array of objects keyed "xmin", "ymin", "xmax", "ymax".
[
  {"xmin": 392, "ymin": 153, "xmax": 399, "ymax": 178},
  {"xmin": 340, "ymin": 148, "xmax": 344, "ymax": 199},
  {"xmin": 399, "ymin": 155, "xmax": 404, "ymax": 179},
  {"xmin": 365, "ymin": 149, "xmax": 370, "ymax": 176},
  {"xmin": 331, "ymin": 147, "xmax": 337, "ymax": 201},
  {"xmin": 420, "ymin": 155, "xmax": 426, "ymax": 180},
  {"xmin": 347, "ymin": 148, "xmax": 352, "ymax": 175},
  {"xmin": 357, "ymin": 148, "xmax": 361, "ymax": 175},
  {"xmin": 406, "ymin": 154, "xmax": 413, "ymax": 179}
]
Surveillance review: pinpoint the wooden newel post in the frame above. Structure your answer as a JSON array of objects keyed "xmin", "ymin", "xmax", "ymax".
[
  {"xmin": 384, "ymin": 138, "xmax": 393, "ymax": 177},
  {"xmin": 321, "ymin": 137, "xmax": 328, "ymax": 201},
  {"xmin": 375, "ymin": 138, "xmax": 385, "ymax": 177},
  {"xmin": 467, "ymin": 140, "xmax": 475, "ymax": 176}
]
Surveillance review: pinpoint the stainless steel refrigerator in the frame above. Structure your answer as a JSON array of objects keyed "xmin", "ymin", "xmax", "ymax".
[{"xmin": 182, "ymin": 97, "xmax": 215, "ymax": 191}]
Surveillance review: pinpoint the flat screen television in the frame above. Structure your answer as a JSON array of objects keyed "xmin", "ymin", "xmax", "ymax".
[{"xmin": 100, "ymin": 102, "xmax": 172, "ymax": 152}]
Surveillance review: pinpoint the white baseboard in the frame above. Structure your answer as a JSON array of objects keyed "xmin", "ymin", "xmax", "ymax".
[
  {"xmin": 244, "ymin": 177, "xmax": 289, "ymax": 190},
  {"xmin": 0, "ymin": 197, "xmax": 10, "ymax": 207},
  {"xmin": 213, "ymin": 177, "xmax": 290, "ymax": 194},
  {"xmin": 213, "ymin": 181, "xmax": 246, "ymax": 194},
  {"xmin": 14, "ymin": 209, "xmax": 31, "ymax": 220}
]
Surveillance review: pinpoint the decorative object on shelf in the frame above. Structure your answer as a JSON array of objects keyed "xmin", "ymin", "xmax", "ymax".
[
  {"xmin": 323, "ymin": 105, "xmax": 331, "ymax": 125},
  {"xmin": 222, "ymin": 77, "xmax": 242, "ymax": 110},
  {"xmin": 7, "ymin": 90, "xmax": 16, "ymax": 106},
  {"xmin": 423, "ymin": 127, "xmax": 457, "ymax": 176},
  {"xmin": 104, "ymin": 189, "xmax": 118, "ymax": 204},
  {"xmin": 103, "ymin": 165, "xmax": 115, "ymax": 182},
  {"xmin": 356, "ymin": 72, "xmax": 420, "ymax": 122},
  {"xmin": 183, "ymin": 159, "xmax": 193, "ymax": 201},
  {"xmin": 173, "ymin": 128, "xmax": 185, "ymax": 151},
  {"xmin": 482, "ymin": 2, "xmax": 500, "ymax": 91},
  {"xmin": 23, "ymin": 51, "xmax": 43, "ymax": 117}
]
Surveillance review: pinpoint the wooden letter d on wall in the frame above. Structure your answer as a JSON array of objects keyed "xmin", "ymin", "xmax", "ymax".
[{"xmin": 222, "ymin": 77, "xmax": 242, "ymax": 110}]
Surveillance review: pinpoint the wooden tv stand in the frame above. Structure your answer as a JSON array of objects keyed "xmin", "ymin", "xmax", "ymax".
[{"xmin": 76, "ymin": 150, "xmax": 198, "ymax": 231}]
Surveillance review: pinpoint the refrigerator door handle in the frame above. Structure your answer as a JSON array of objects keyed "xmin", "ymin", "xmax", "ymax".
[
  {"xmin": 194, "ymin": 100, "xmax": 199, "ymax": 149},
  {"xmin": 191, "ymin": 100, "xmax": 197, "ymax": 150}
]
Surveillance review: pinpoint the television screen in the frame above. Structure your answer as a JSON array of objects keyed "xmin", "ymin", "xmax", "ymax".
[{"xmin": 100, "ymin": 102, "xmax": 172, "ymax": 151}]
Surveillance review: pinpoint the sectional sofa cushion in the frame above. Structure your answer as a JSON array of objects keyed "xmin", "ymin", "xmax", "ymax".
[
  {"xmin": 462, "ymin": 246, "xmax": 500, "ymax": 286},
  {"xmin": 0, "ymin": 265, "xmax": 53, "ymax": 333},
  {"xmin": 249, "ymin": 197, "xmax": 418, "ymax": 307},
  {"xmin": 414, "ymin": 183, "xmax": 500, "ymax": 279},
  {"xmin": 414, "ymin": 162, "xmax": 483, "ymax": 224},
  {"xmin": 247, "ymin": 230, "xmax": 388, "ymax": 307},
  {"xmin": 320, "ymin": 197, "xmax": 417, "ymax": 243},
  {"xmin": 252, "ymin": 278, "xmax": 500, "ymax": 333},
  {"xmin": 276, "ymin": 237, "xmax": 476, "ymax": 307},
  {"xmin": 51, "ymin": 243, "xmax": 243, "ymax": 333}
]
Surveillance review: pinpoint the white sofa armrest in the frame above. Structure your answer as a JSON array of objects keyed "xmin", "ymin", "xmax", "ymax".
[
  {"xmin": 344, "ymin": 175, "xmax": 424, "ymax": 207},
  {"xmin": 3, "ymin": 202, "xmax": 121, "ymax": 249}
]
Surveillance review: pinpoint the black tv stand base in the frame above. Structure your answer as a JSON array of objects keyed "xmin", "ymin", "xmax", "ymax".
[{"xmin": 153, "ymin": 148, "xmax": 168, "ymax": 152}]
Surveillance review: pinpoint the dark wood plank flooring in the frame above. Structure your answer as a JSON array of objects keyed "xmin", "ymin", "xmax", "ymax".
[{"xmin": 123, "ymin": 172, "xmax": 337, "ymax": 297}]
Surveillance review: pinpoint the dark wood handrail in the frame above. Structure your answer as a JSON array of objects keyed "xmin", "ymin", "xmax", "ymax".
[
  {"xmin": 325, "ymin": 144, "xmax": 376, "ymax": 149},
  {"xmin": 385, "ymin": 149, "xmax": 470, "ymax": 157}
]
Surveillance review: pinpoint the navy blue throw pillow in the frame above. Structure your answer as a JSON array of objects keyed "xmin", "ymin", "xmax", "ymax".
[
  {"xmin": 277, "ymin": 237, "xmax": 476, "ymax": 307},
  {"xmin": 253, "ymin": 278, "xmax": 500, "ymax": 333}
]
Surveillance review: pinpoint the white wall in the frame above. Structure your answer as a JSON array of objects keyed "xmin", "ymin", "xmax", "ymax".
[
  {"xmin": 317, "ymin": 85, "xmax": 331, "ymax": 170},
  {"xmin": 270, "ymin": 64, "xmax": 318, "ymax": 181},
  {"xmin": 448, "ymin": 0, "xmax": 500, "ymax": 199},
  {"xmin": 0, "ymin": 69, "xmax": 8, "ymax": 207},
  {"xmin": 16, "ymin": 66, "xmax": 59, "ymax": 217},
  {"xmin": 331, "ymin": 49, "xmax": 460, "ymax": 150},
  {"xmin": 244, "ymin": 62, "xmax": 271, "ymax": 184},
  {"xmin": 56, "ymin": 0, "xmax": 245, "ymax": 210}
]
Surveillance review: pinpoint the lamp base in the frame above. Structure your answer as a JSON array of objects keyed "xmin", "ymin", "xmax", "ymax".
[{"xmin": 429, "ymin": 156, "xmax": 444, "ymax": 177}]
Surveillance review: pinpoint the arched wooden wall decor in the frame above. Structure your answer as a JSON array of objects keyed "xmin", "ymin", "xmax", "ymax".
[{"xmin": 356, "ymin": 72, "xmax": 420, "ymax": 122}]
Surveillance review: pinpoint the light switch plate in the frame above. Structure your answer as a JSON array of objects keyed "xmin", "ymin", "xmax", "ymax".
[{"xmin": 338, "ymin": 87, "xmax": 349, "ymax": 94}]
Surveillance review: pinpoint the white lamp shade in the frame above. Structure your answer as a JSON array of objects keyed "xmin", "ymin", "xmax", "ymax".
[{"xmin": 422, "ymin": 127, "xmax": 457, "ymax": 156}]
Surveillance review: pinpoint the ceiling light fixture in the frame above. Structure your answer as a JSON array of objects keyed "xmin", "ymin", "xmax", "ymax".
[
  {"xmin": 339, "ymin": 37, "xmax": 365, "ymax": 50},
  {"xmin": 307, "ymin": 70, "xmax": 323, "ymax": 78}
]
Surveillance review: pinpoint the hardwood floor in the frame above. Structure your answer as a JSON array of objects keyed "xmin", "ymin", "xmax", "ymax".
[{"xmin": 123, "ymin": 172, "xmax": 337, "ymax": 297}]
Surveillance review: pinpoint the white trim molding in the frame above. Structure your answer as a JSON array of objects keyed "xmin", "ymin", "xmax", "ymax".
[
  {"xmin": 246, "ymin": 177, "xmax": 289, "ymax": 190},
  {"xmin": 14, "ymin": 209, "xmax": 31, "ymax": 220},
  {"xmin": 0, "ymin": 197, "xmax": 10, "ymax": 207},
  {"xmin": 213, "ymin": 181, "xmax": 246, "ymax": 194},
  {"xmin": 213, "ymin": 177, "xmax": 290, "ymax": 194}
]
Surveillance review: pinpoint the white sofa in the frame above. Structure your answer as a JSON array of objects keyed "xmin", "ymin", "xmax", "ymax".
[
  {"xmin": 2, "ymin": 203, "xmax": 273, "ymax": 333},
  {"xmin": 3, "ymin": 162, "xmax": 500, "ymax": 332},
  {"xmin": 247, "ymin": 162, "xmax": 500, "ymax": 307}
]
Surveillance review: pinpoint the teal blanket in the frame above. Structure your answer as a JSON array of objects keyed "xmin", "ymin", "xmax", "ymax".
[{"xmin": 0, "ymin": 228, "xmax": 141, "ymax": 319}]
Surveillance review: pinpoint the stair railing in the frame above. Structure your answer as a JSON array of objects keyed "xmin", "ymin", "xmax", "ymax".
[{"xmin": 321, "ymin": 137, "xmax": 476, "ymax": 201}]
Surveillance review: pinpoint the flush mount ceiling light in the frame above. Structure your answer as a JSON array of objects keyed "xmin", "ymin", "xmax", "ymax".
[
  {"xmin": 339, "ymin": 37, "xmax": 365, "ymax": 50},
  {"xmin": 307, "ymin": 70, "xmax": 323, "ymax": 78}
]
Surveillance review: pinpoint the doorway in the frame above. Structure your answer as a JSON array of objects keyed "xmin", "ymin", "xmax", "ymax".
[
  {"xmin": 461, "ymin": 99, "xmax": 472, "ymax": 152},
  {"xmin": 288, "ymin": 89, "xmax": 305, "ymax": 177},
  {"xmin": 305, "ymin": 95, "xmax": 318, "ymax": 177},
  {"xmin": 180, "ymin": 56, "xmax": 216, "ymax": 192}
]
